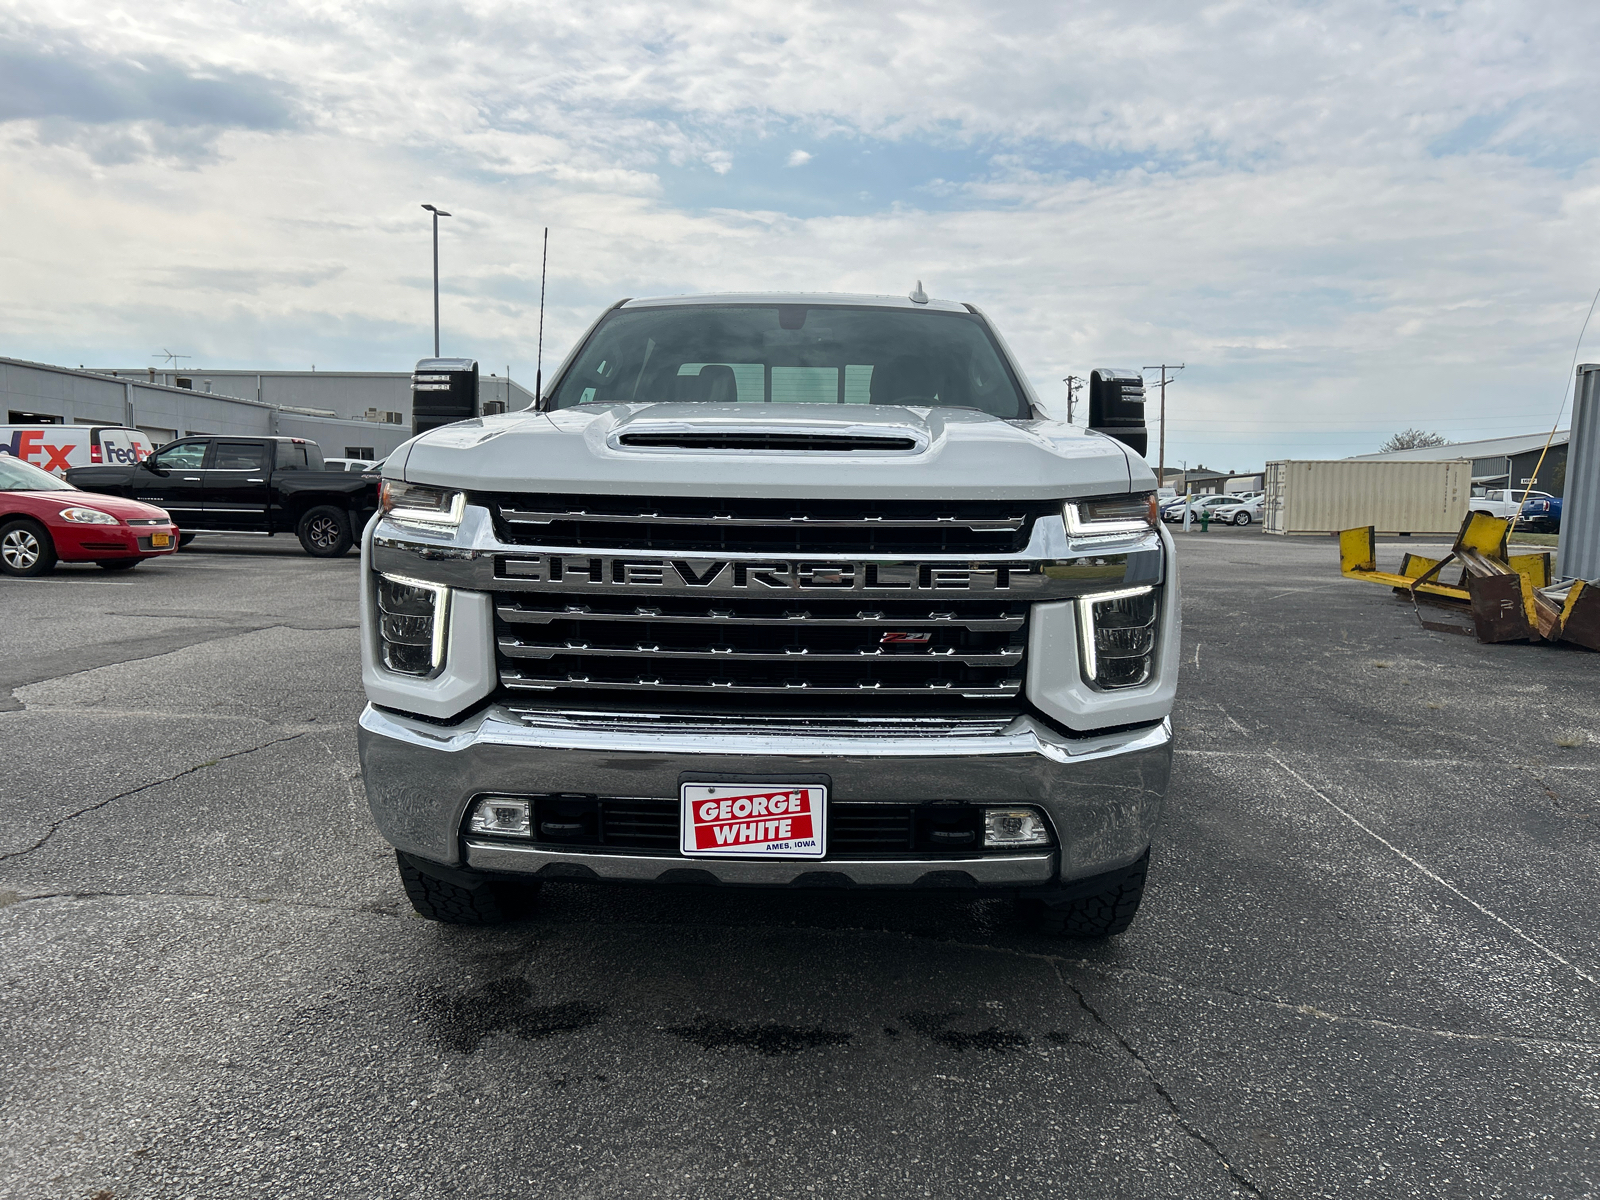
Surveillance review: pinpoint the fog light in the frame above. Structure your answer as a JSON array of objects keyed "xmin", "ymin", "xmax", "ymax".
[
  {"xmin": 468, "ymin": 796, "xmax": 531, "ymax": 837},
  {"xmin": 983, "ymin": 807, "xmax": 1049, "ymax": 848}
]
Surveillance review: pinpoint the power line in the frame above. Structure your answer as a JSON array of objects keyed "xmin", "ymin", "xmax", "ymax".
[{"xmin": 1157, "ymin": 412, "xmax": 1565, "ymax": 429}]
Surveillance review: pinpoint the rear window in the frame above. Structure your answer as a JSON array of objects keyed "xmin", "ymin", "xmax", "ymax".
[
  {"xmin": 276, "ymin": 443, "xmax": 310, "ymax": 469},
  {"xmin": 213, "ymin": 442, "xmax": 268, "ymax": 470},
  {"xmin": 551, "ymin": 305, "xmax": 1030, "ymax": 419}
]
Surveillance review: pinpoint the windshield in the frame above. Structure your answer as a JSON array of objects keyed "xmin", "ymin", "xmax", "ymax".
[
  {"xmin": 0, "ymin": 454, "xmax": 76, "ymax": 491},
  {"xmin": 550, "ymin": 305, "xmax": 1031, "ymax": 419}
]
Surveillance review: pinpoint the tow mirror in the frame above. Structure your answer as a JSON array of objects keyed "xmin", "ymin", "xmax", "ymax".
[{"xmin": 1088, "ymin": 369, "xmax": 1147, "ymax": 457}]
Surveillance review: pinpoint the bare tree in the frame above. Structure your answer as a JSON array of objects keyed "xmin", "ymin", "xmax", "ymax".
[{"xmin": 1379, "ymin": 428, "xmax": 1451, "ymax": 452}]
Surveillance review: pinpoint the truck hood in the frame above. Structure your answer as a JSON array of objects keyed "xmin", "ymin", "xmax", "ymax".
[{"xmin": 397, "ymin": 404, "xmax": 1148, "ymax": 500}]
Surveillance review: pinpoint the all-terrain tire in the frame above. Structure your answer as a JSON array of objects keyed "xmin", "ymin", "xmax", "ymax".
[
  {"xmin": 1034, "ymin": 850, "xmax": 1150, "ymax": 938},
  {"xmin": 96, "ymin": 559, "xmax": 142, "ymax": 571},
  {"xmin": 395, "ymin": 851, "xmax": 537, "ymax": 925},
  {"xmin": 0, "ymin": 518, "xmax": 58, "ymax": 577},
  {"xmin": 297, "ymin": 505, "xmax": 353, "ymax": 557}
]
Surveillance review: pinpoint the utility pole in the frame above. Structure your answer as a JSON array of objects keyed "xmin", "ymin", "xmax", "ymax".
[
  {"xmin": 421, "ymin": 204, "xmax": 452, "ymax": 356},
  {"xmin": 1062, "ymin": 375, "xmax": 1085, "ymax": 424},
  {"xmin": 1142, "ymin": 363, "xmax": 1185, "ymax": 488}
]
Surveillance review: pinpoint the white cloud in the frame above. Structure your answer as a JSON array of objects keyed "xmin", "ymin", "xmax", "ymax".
[{"xmin": 3, "ymin": 0, "xmax": 1600, "ymax": 464}]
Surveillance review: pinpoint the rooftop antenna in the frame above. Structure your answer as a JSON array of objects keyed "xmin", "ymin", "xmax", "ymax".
[
  {"xmin": 908, "ymin": 280, "xmax": 928, "ymax": 304},
  {"xmin": 535, "ymin": 227, "xmax": 549, "ymax": 403},
  {"xmin": 152, "ymin": 349, "xmax": 190, "ymax": 369}
]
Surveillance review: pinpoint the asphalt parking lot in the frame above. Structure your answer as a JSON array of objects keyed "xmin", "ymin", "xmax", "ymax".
[{"xmin": 3, "ymin": 528, "xmax": 1597, "ymax": 1199}]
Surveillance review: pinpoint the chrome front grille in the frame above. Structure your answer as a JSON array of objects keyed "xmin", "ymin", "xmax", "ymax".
[
  {"xmin": 483, "ymin": 493, "xmax": 1055, "ymax": 555},
  {"xmin": 493, "ymin": 594, "xmax": 1028, "ymax": 704}
]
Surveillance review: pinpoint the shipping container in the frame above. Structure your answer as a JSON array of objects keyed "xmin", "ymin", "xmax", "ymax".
[{"xmin": 1264, "ymin": 459, "xmax": 1471, "ymax": 535}]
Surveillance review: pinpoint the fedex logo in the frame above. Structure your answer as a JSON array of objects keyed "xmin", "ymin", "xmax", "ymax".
[
  {"xmin": 99, "ymin": 443, "xmax": 146, "ymax": 464},
  {"xmin": 2, "ymin": 431, "xmax": 148, "ymax": 474},
  {"xmin": 5, "ymin": 431, "xmax": 73, "ymax": 472}
]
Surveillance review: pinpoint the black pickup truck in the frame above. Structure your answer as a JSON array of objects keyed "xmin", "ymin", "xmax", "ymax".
[{"xmin": 65, "ymin": 436, "xmax": 380, "ymax": 557}]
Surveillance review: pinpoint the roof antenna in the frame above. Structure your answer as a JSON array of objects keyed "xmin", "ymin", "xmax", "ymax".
[
  {"xmin": 909, "ymin": 280, "xmax": 929, "ymax": 304},
  {"xmin": 535, "ymin": 227, "xmax": 548, "ymax": 404}
]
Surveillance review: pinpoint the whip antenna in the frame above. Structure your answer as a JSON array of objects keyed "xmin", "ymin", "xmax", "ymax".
[{"xmin": 535, "ymin": 227, "xmax": 548, "ymax": 403}]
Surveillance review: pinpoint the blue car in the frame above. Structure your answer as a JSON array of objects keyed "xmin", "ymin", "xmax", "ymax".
[{"xmin": 1519, "ymin": 495, "xmax": 1562, "ymax": 533}]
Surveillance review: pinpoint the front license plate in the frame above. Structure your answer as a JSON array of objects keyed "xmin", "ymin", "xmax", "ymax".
[
  {"xmin": 150, "ymin": 533, "xmax": 171, "ymax": 547},
  {"xmin": 680, "ymin": 783, "xmax": 826, "ymax": 859}
]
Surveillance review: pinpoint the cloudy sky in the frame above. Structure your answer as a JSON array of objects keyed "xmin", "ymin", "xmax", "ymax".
[{"xmin": 4, "ymin": 0, "xmax": 1599, "ymax": 470}]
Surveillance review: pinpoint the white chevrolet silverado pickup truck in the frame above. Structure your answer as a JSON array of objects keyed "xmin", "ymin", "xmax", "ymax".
[{"xmin": 357, "ymin": 291, "xmax": 1179, "ymax": 937}]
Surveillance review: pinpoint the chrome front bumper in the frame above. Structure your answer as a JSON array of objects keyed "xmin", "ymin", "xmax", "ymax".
[{"xmin": 357, "ymin": 704, "xmax": 1172, "ymax": 890}]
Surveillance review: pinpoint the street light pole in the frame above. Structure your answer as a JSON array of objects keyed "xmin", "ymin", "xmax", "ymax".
[{"xmin": 421, "ymin": 204, "xmax": 452, "ymax": 356}]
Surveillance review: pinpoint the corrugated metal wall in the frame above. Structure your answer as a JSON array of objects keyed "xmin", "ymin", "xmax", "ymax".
[
  {"xmin": 1557, "ymin": 365, "xmax": 1599, "ymax": 580},
  {"xmin": 2, "ymin": 357, "xmax": 412, "ymax": 458},
  {"xmin": 1264, "ymin": 459, "xmax": 1470, "ymax": 534}
]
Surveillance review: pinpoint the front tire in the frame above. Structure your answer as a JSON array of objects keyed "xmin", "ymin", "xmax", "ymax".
[
  {"xmin": 96, "ymin": 559, "xmax": 142, "ymax": 571},
  {"xmin": 1029, "ymin": 850, "xmax": 1149, "ymax": 938},
  {"xmin": 297, "ymin": 505, "xmax": 353, "ymax": 557},
  {"xmin": 1233, "ymin": 512, "xmax": 1251, "ymax": 526},
  {"xmin": 395, "ymin": 851, "xmax": 538, "ymax": 925},
  {"xmin": 0, "ymin": 519, "xmax": 58, "ymax": 577}
]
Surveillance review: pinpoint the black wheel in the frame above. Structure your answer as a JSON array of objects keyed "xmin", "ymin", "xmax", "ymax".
[
  {"xmin": 1029, "ymin": 850, "xmax": 1149, "ymax": 939},
  {"xmin": 96, "ymin": 559, "xmax": 142, "ymax": 571},
  {"xmin": 297, "ymin": 505, "xmax": 353, "ymax": 557},
  {"xmin": 177, "ymin": 532, "xmax": 198, "ymax": 548},
  {"xmin": 0, "ymin": 518, "xmax": 57, "ymax": 577},
  {"xmin": 1233, "ymin": 511, "xmax": 1251, "ymax": 526},
  {"xmin": 395, "ymin": 851, "xmax": 538, "ymax": 925}
]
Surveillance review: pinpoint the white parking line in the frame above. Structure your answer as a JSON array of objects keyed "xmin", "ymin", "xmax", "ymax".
[{"xmin": 1269, "ymin": 752, "xmax": 1598, "ymax": 989}]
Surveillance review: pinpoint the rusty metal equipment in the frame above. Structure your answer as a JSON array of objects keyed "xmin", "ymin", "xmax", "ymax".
[{"xmin": 1338, "ymin": 512, "xmax": 1600, "ymax": 650}]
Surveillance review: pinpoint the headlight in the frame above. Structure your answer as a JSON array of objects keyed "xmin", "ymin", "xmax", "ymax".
[
  {"xmin": 1066, "ymin": 493, "xmax": 1158, "ymax": 539},
  {"xmin": 376, "ymin": 573, "xmax": 451, "ymax": 676},
  {"xmin": 380, "ymin": 481, "xmax": 465, "ymax": 530},
  {"xmin": 59, "ymin": 507, "xmax": 119, "ymax": 525},
  {"xmin": 1078, "ymin": 586, "xmax": 1159, "ymax": 689}
]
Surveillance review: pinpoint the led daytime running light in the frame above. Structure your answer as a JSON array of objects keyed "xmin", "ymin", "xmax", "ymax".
[
  {"xmin": 381, "ymin": 481, "xmax": 466, "ymax": 529},
  {"xmin": 1064, "ymin": 494, "xmax": 1159, "ymax": 539},
  {"xmin": 1077, "ymin": 586, "xmax": 1158, "ymax": 689},
  {"xmin": 376, "ymin": 572, "xmax": 451, "ymax": 676}
]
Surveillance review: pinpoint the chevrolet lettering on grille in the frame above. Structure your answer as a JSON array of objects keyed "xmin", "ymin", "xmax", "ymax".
[{"xmin": 497, "ymin": 556, "xmax": 1036, "ymax": 592}]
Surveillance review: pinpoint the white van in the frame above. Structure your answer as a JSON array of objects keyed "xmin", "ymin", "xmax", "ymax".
[{"xmin": 0, "ymin": 425, "xmax": 156, "ymax": 476}]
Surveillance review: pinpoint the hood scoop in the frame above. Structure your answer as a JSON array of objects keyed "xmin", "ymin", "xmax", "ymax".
[
  {"xmin": 617, "ymin": 430, "xmax": 918, "ymax": 453},
  {"xmin": 607, "ymin": 409, "xmax": 932, "ymax": 455}
]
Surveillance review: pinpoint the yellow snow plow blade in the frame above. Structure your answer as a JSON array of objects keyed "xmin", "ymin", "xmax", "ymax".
[
  {"xmin": 1337, "ymin": 527, "xmax": 1467, "ymax": 602},
  {"xmin": 1336, "ymin": 512, "xmax": 1588, "ymax": 649}
]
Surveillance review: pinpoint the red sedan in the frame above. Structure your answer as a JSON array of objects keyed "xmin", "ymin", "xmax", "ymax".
[{"xmin": 0, "ymin": 453, "xmax": 179, "ymax": 576}]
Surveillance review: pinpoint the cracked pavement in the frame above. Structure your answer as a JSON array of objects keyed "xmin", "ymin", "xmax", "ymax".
[{"xmin": 2, "ymin": 530, "xmax": 1597, "ymax": 1199}]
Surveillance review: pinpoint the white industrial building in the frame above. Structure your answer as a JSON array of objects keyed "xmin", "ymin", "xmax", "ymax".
[
  {"xmin": 1349, "ymin": 430, "xmax": 1571, "ymax": 493},
  {"xmin": 3, "ymin": 358, "xmax": 535, "ymax": 457}
]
